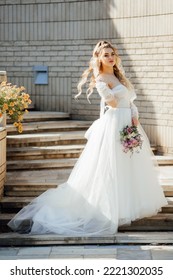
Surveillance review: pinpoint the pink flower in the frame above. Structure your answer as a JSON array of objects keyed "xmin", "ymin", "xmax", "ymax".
[{"xmin": 120, "ymin": 125, "xmax": 143, "ymax": 155}]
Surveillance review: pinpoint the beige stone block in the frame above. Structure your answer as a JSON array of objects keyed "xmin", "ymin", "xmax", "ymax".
[
  {"xmin": 21, "ymin": 0, "xmax": 36, "ymax": 3},
  {"xmin": 151, "ymin": 247, "xmax": 173, "ymax": 260}
]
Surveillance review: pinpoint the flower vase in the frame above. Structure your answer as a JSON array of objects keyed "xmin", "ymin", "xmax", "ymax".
[
  {"xmin": 0, "ymin": 112, "xmax": 6, "ymax": 130},
  {"xmin": 0, "ymin": 115, "xmax": 3, "ymax": 123}
]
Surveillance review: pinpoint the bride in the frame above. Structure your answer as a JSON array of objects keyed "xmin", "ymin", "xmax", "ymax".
[{"xmin": 8, "ymin": 40, "xmax": 167, "ymax": 236}]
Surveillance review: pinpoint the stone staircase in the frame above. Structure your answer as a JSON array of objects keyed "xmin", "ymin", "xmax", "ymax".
[{"xmin": 0, "ymin": 111, "xmax": 173, "ymax": 246}]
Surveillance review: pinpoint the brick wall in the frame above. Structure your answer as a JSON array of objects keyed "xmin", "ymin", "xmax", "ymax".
[{"xmin": 0, "ymin": 0, "xmax": 173, "ymax": 153}]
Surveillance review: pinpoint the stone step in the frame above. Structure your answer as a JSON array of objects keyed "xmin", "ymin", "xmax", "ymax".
[
  {"xmin": 155, "ymin": 155, "xmax": 173, "ymax": 165},
  {"xmin": 7, "ymin": 111, "xmax": 70, "ymax": 124},
  {"xmin": 4, "ymin": 180, "xmax": 173, "ymax": 197},
  {"xmin": 118, "ymin": 213, "xmax": 173, "ymax": 231},
  {"xmin": 4, "ymin": 182, "xmax": 59, "ymax": 197},
  {"xmin": 5, "ymin": 167, "xmax": 171, "ymax": 197},
  {"xmin": 0, "ymin": 197, "xmax": 34, "ymax": 213},
  {"xmin": 1, "ymin": 196, "xmax": 172, "ymax": 214},
  {"xmin": 6, "ymin": 166, "xmax": 170, "ymax": 185},
  {"xmin": 0, "ymin": 230, "xmax": 173, "ymax": 246},
  {"xmin": 161, "ymin": 204, "xmax": 173, "ymax": 213},
  {"xmin": 7, "ymin": 144, "xmax": 85, "ymax": 160},
  {"xmin": 0, "ymin": 213, "xmax": 14, "ymax": 233},
  {"xmin": 7, "ymin": 145, "xmax": 158, "ymax": 161},
  {"xmin": 7, "ymin": 131, "xmax": 87, "ymax": 147},
  {"xmin": 7, "ymin": 120, "xmax": 92, "ymax": 135},
  {"xmin": 0, "ymin": 212, "xmax": 173, "ymax": 235},
  {"xmin": 150, "ymin": 145, "xmax": 157, "ymax": 153},
  {"xmin": 7, "ymin": 158, "xmax": 78, "ymax": 171},
  {"xmin": 7, "ymin": 131, "xmax": 158, "ymax": 150},
  {"xmin": 162, "ymin": 181, "xmax": 173, "ymax": 197},
  {"xmin": 158, "ymin": 166, "xmax": 173, "ymax": 185},
  {"xmin": 6, "ymin": 168, "xmax": 72, "ymax": 181},
  {"xmin": 7, "ymin": 156, "xmax": 172, "ymax": 171}
]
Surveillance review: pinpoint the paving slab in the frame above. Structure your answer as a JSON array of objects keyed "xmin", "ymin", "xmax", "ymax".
[
  {"xmin": 0, "ymin": 245, "xmax": 173, "ymax": 260},
  {"xmin": 50, "ymin": 246, "xmax": 85, "ymax": 254},
  {"xmin": 17, "ymin": 246, "xmax": 52, "ymax": 256},
  {"xmin": 150, "ymin": 246, "xmax": 173, "ymax": 260},
  {"xmin": 83, "ymin": 254, "xmax": 116, "ymax": 259},
  {"xmin": 117, "ymin": 248, "xmax": 151, "ymax": 260},
  {"xmin": 0, "ymin": 247, "xmax": 19, "ymax": 256},
  {"xmin": 0, "ymin": 256, "xmax": 20, "ymax": 260},
  {"xmin": 49, "ymin": 254, "xmax": 84, "ymax": 259}
]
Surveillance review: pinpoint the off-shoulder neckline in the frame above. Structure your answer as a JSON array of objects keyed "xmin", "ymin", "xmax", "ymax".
[
  {"xmin": 96, "ymin": 80, "xmax": 123, "ymax": 90},
  {"xmin": 112, "ymin": 84, "xmax": 124, "ymax": 90}
]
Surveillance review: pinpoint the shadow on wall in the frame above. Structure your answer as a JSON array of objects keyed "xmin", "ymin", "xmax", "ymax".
[
  {"xmin": 0, "ymin": 0, "xmax": 163, "ymax": 151},
  {"xmin": 75, "ymin": 0, "xmax": 158, "ymax": 150},
  {"xmin": 107, "ymin": 0, "xmax": 160, "ymax": 150}
]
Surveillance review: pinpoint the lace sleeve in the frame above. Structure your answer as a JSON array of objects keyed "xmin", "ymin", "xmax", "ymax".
[
  {"xmin": 130, "ymin": 102, "xmax": 139, "ymax": 119},
  {"xmin": 96, "ymin": 81, "xmax": 115, "ymax": 102},
  {"xmin": 129, "ymin": 89, "xmax": 139, "ymax": 118}
]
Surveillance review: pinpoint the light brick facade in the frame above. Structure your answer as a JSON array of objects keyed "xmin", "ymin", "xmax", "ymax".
[{"xmin": 0, "ymin": 0, "xmax": 173, "ymax": 154}]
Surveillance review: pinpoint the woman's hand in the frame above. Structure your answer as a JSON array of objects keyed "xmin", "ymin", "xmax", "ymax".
[
  {"xmin": 106, "ymin": 99, "xmax": 117, "ymax": 108},
  {"xmin": 132, "ymin": 117, "xmax": 139, "ymax": 126}
]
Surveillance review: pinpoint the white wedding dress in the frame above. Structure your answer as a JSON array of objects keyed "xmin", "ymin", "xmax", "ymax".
[{"xmin": 8, "ymin": 81, "xmax": 167, "ymax": 236}]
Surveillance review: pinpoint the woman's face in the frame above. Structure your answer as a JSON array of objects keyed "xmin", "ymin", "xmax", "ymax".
[{"xmin": 99, "ymin": 48, "xmax": 116, "ymax": 68}]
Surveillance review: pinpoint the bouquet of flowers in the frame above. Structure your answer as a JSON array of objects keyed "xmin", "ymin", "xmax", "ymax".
[
  {"xmin": 120, "ymin": 125, "xmax": 143, "ymax": 155},
  {"xmin": 0, "ymin": 82, "xmax": 32, "ymax": 133}
]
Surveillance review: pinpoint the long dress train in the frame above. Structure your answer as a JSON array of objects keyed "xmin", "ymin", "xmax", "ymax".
[{"xmin": 8, "ymin": 82, "xmax": 167, "ymax": 236}]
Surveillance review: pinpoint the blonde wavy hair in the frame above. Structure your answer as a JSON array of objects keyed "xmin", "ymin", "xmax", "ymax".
[{"xmin": 76, "ymin": 40, "xmax": 133, "ymax": 102}]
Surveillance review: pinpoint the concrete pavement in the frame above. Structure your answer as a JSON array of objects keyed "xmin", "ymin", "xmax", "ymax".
[{"xmin": 0, "ymin": 245, "xmax": 173, "ymax": 260}]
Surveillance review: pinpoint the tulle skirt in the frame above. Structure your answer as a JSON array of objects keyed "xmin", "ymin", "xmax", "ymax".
[{"xmin": 8, "ymin": 107, "xmax": 167, "ymax": 236}]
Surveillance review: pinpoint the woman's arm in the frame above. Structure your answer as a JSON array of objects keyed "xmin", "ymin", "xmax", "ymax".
[
  {"xmin": 131, "ymin": 102, "xmax": 139, "ymax": 126},
  {"xmin": 106, "ymin": 96, "xmax": 117, "ymax": 108}
]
